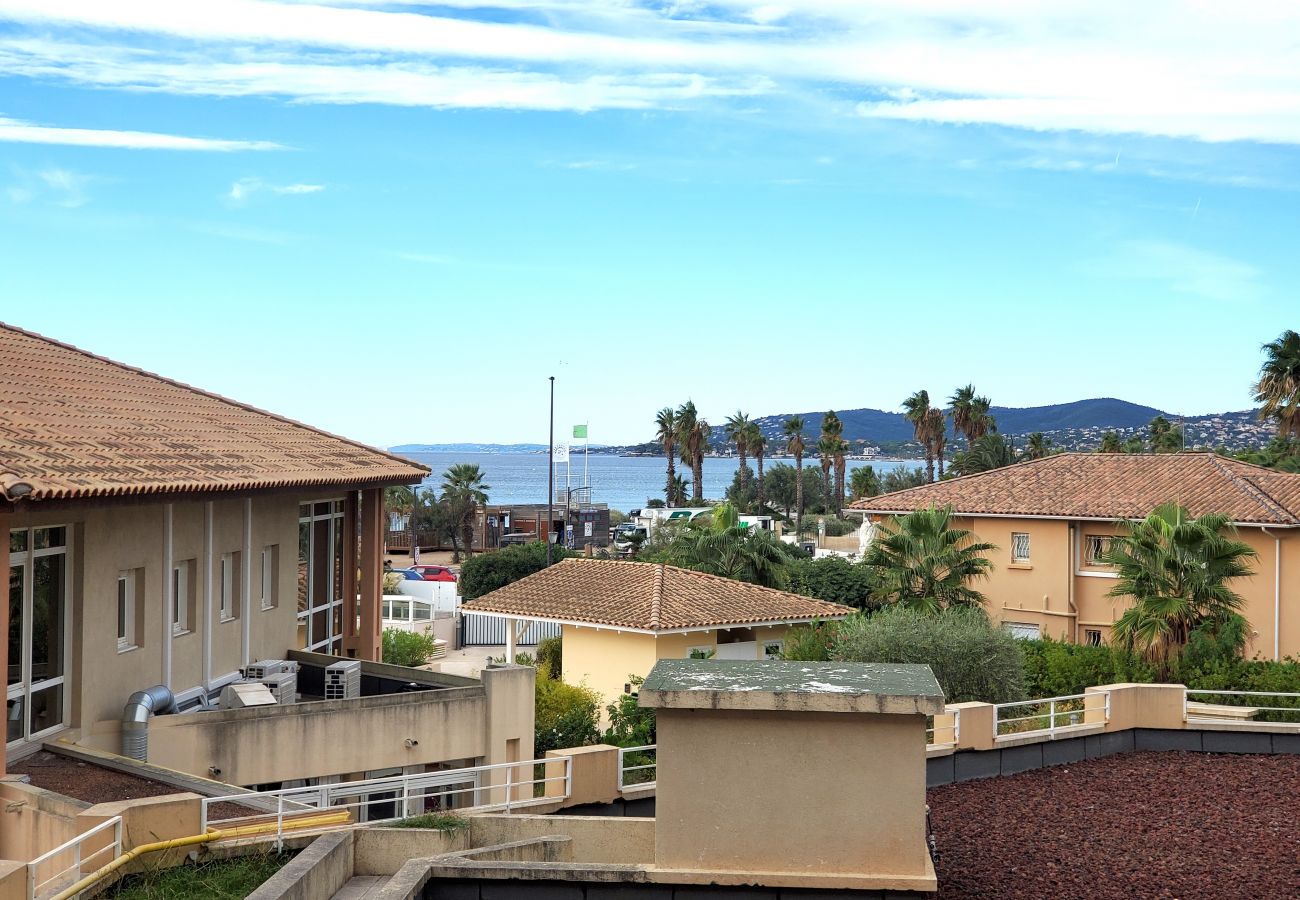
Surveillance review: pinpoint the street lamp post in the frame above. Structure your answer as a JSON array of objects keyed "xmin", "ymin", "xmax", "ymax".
[{"xmin": 547, "ymin": 376, "xmax": 555, "ymax": 566}]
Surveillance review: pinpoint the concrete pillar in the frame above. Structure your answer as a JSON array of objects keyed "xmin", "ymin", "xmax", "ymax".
[
  {"xmin": 1088, "ymin": 683, "xmax": 1185, "ymax": 731},
  {"xmin": 544, "ymin": 744, "xmax": 619, "ymax": 805},
  {"xmin": 481, "ymin": 666, "xmax": 536, "ymax": 806},
  {"xmin": 0, "ymin": 506, "xmax": 8, "ymax": 777},
  {"xmin": 357, "ymin": 488, "xmax": 383, "ymax": 661},
  {"xmin": 948, "ymin": 701, "xmax": 996, "ymax": 751}
]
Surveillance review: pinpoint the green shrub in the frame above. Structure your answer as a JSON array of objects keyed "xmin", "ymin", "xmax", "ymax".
[
  {"xmin": 536, "ymin": 636, "xmax": 562, "ymax": 680},
  {"xmin": 106, "ymin": 852, "xmax": 293, "ymax": 899},
  {"xmin": 831, "ymin": 605, "xmax": 1026, "ymax": 703},
  {"xmin": 535, "ymin": 678, "xmax": 600, "ymax": 754},
  {"xmin": 788, "ymin": 556, "xmax": 879, "ymax": 610},
  {"xmin": 382, "ymin": 628, "xmax": 437, "ymax": 668},
  {"xmin": 458, "ymin": 542, "xmax": 573, "ymax": 599},
  {"xmin": 1020, "ymin": 636, "xmax": 1154, "ymax": 698},
  {"xmin": 603, "ymin": 675, "xmax": 655, "ymax": 747},
  {"xmin": 780, "ymin": 620, "xmax": 841, "ymax": 661},
  {"xmin": 390, "ymin": 812, "xmax": 470, "ymax": 831}
]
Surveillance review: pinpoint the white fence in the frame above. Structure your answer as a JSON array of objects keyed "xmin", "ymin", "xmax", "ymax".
[
  {"xmin": 617, "ymin": 745, "xmax": 657, "ymax": 790},
  {"xmin": 460, "ymin": 613, "xmax": 562, "ymax": 647},
  {"xmin": 994, "ymin": 691, "xmax": 1111, "ymax": 739},
  {"xmin": 27, "ymin": 816, "xmax": 122, "ymax": 900},
  {"xmin": 926, "ymin": 708, "xmax": 961, "ymax": 749},
  {"xmin": 1184, "ymin": 689, "xmax": 1300, "ymax": 723},
  {"xmin": 200, "ymin": 756, "xmax": 571, "ymax": 846}
]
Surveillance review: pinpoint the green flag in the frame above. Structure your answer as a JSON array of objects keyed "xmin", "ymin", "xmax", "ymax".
[{"xmin": 573, "ymin": 424, "xmax": 588, "ymax": 439}]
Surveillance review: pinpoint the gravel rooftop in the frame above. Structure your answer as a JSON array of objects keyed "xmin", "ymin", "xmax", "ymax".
[
  {"xmin": 929, "ymin": 751, "xmax": 1300, "ymax": 899},
  {"xmin": 11, "ymin": 751, "xmax": 185, "ymax": 805}
]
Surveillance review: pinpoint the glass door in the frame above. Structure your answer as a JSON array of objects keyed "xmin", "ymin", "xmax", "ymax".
[{"xmin": 6, "ymin": 526, "xmax": 70, "ymax": 748}]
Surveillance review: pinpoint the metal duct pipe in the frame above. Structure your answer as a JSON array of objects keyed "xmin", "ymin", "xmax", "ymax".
[{"xmin": 121, "ymin": 684, "xmax": 176, "ymax": 761}]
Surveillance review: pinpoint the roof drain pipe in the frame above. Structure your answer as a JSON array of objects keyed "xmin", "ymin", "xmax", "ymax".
[
  {"xmin": 122, "ymin": 685, "xmax": 177, "ymax": 761},
  {"xmin": 1262, "ymin": 528, "xmax": 1281, "ymax": 661}
]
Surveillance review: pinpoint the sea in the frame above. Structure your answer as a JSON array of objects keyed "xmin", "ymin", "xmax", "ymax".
[{"xmin": 401, "ymin": 451, "xmax": 922, "ymax": 514}]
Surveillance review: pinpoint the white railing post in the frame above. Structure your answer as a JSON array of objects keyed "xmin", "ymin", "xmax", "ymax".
[
  {"xmin": 566, "ymin": 755, "xmax": 573, "ymax": 799},
  {"xmin": 954, "ymin": 707, "xmax": 962, "ymax": 744},
  {"xmin": 617, "ymin": 748, "xmax": 625, "ymax": 790},
  {"xmin": 1104, "ymin": 690, "xmax": 1111, "ymax": 723},
  {"xmin": 401, "ymin": 775, "xmax": 410, "ymax": 819},
  {"xmin": 504, "ymin": 765, "xmax": 513, "ymax": 813},
  {"xmin": 276, "ymin": 794, "xmax": 285, "ymax": 852},
  {"xmin": 1048, "ymin": 699, "xmax": 1056, "ymax": 738}
]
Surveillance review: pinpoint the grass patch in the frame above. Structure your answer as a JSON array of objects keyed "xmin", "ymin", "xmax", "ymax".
[
  {"xmin": 388, "ymin": 812, "xmax": 470, "ymax": 831},
  {"xmin": 105, "ymin": 851, "xmax": 293, "ymax": 900}
]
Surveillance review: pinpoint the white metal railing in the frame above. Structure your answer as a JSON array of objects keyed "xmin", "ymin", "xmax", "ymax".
[
  {"xmin": 994, "ymin": 691, "xmax": 1110, "ymax": 739},
  {"xmin": 1184, "ymin": 689, "xmax": 1300, "ymax": 723},
  {"xmin": 926, "ymin": 707, "xmax": 962, "ymax": 749},
  {"xmin": 617, "ymin": 744, "xmax": 657, "ymax": 790},
  {"xmin": 27, "ymin": 815, "xmax": 123, "ymax": 900},
  {"xmin": 200, "ymin": 756, "xmax": 572, "ymax": 846}
]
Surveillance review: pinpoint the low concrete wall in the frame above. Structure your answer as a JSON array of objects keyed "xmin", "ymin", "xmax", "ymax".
[
  {"xmin": 0, "ymin": 861, "xmax": 26, "ymax": 900},
  {"xmin": 354, "ymin": 828, "xmax": 471, "ymax": 876},
  {"xmin": 246, "ymin": 832, "xmax": 354, "ymax": 900},
  {"xmin": 0, "ymin": 780, "xmax": 88, "ymax": 862},
  {"xmin": 469, "ymin": 814, "xmax": 655, "ymax": 865}
]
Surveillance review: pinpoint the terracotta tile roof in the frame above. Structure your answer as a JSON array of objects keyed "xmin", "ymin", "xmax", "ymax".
[
  {"xmin": 848, "ymin": 452, "xmax": 1300, "ymax": 526},
  {"xmin": 464, "ymin": 558, "xmax": 851, "ymax": 632},
  {"xmin": 0, "ymin": 322, "xmax": 428, "ymax": 502}
]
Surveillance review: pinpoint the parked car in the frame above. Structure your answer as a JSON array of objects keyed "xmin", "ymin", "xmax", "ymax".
[
  {"xmin": 409, "ymin": 564, "xmax": 457, "ymax": 582},
  {"xmin": 388, "ymin": 568, "xmax": 425, "ymax": 581}
]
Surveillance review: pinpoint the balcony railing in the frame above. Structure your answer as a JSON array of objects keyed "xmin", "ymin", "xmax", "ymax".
[
  {"xmin": 617, "ymin": 745, "xmax": 657, "ymax": 790},
  {"xmin": 1184, "ymin": 689, "xmax": 1300, "ymax": 724},
  {"xmin": 994, "ymin": 691, "xmax": 1110, "ymax": 739},
  {"xmin": 926, "ymin": 708, "xmax": 962, "ymax": 749},
  {"xmin": 27, "ymin": 815, "xmax": 122, "ymax": 900}
]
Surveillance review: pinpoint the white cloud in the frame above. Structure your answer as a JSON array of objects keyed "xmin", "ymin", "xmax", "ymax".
[
  {"xmin": 0, "ymin": 113, "xmax": 281, "ymax": 151},
  {"xmin": 5, "ymin": 165, "xmax": 92, "ymax": 207},
  {"xmin": 0, "ymin": 1, "xmax": 1298, "ymax": 143},
  {"xmin": 1082, "ymin": 240, "xmax": 1265, "ymax": 303},
  {"xmin": 227, "ymin": 177, "xmax": 325, "ymax": 204}
]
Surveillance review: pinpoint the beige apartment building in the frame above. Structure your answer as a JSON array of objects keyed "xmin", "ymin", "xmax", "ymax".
[
  {"xmin": 848, "ymin": 453, "xmax": 1300, "ymax": 659},
  {"xmin": 2, "ymin": 323, "xmax": 534, "ymax": 795}
]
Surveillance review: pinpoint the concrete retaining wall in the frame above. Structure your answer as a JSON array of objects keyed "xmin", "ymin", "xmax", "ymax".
[{"xmin": 246, "ymin": 832, "xmax": 354, "ymax": 900}]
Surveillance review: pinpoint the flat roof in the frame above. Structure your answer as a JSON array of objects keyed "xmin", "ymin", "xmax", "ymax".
[{"xmin": 639, "ymin": 659, "xmax": 945, "ymax": 714}]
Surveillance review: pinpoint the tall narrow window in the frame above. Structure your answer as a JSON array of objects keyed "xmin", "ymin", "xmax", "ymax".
[
  {"xmin": 172, "ymin": 563, "xmax": 190, "ymax": 635},
  {"xmin": 1011, "ymin": 532, "xmax": 1031, "ymax": 564},
  {"xmin": 219, "ymin": 552, "xmax": 240, "ymax": 621},
  {"xmin": 117, "ymin": 571, "xmax": 137, "ymax": 652},
  {"xmin": 261, "ymin": 544, "xmax": 279, "ymax": 610}
]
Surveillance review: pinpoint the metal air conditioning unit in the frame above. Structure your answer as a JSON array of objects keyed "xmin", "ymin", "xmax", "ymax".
[
  {"xmin": 241, "ymin": 659, "xmax": 298, "ymax": 680},
  {"xmin": 324, "ymin": 660, "xmax": 361, "ymax": 701},
  {"xmin": 220, "ymin": 681, "xmax": 278, "ymax": 709},
  {"xmin": 260, "ymin": 671, "xmax": 298, "ymax": 705}
]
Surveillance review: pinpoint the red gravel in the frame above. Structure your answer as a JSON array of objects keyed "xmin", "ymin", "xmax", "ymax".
[
  {"xmin": 11, "ymin": 751, "xmax": 186, "ymax": 804},
  {"xmin": 928, "ymin": 751, "xmax": 1300, "ymax": 899}
]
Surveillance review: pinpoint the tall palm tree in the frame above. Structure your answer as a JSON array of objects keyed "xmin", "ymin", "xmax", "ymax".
[
  {"xmin": 667, "ymin": 474, "xmax": 690, "ymax": 507},
  {"xmin": 1254, "ymin": 329, "xmax": 1300, "ymax": 438},
  {"xmin": 902, "ymin": 391, "xmax": 935, "ymax": 483},
  {"xmin": 863, "ymin": 506, "xmax": 996, "ymax": 613},
  {"xmin": 925, "ymin": 407, "xmax": 947, "ymax": 479},
  {"xmin": 969, "ymin": 394, "xmax": 995, "ymax": 440},
  {"xmin": 833, "ymin": 438, "xmax": 848, "ymax": 515},
  {"xmin": 947, "ymin": 385, "xmax": 976, "ymax": 445},
  {"xmin": 1102, "ymin": 503, "xmax": 1257, "ymax": 675},
  {"xmin": 1148, "ymin": 416, "xmax": 1183, "ymax": 453},
  {"xmin": 949, "ymin": 433, "xmax": 1017, "ymax": 476},
  {"xmin": 724, "ymin": 411, "xmax": 752, "ymax": 488},
  {"xmin": 440, "ymin": 463, "xmax": 491, "ymax": 561},
  {"xmin": 667, "ymin": 512, "xmax": 795, "ymax": 589},
  {"xmin": 816, "ymin": 436, "xmax": 836, "ymax": 515},
  {"xmin": 849, "ymin": 465, "xmax": 880, "ymax": 500},
  {"xmin": 820, "ymin": 411, "xmax": 846, "ymax": 515},
  {"xmin": 676, "ymin": 401, "xmax": 709, "ymax": 504},
  {"xmin": 1024, "ymin": 432, "xmax": 1053, "ymax": 460},
  {"xmin": 784, "ymin": 416, "xmax": 807, "ymax": 534},
  {"xmin": 745, "ymin": 422, "xmax": 767, "ymax": 512},
  {"xmin": 654, "ymin": 407, "xmax": 678, "ymax": 505},
  {"xmin": 384, "ymin": 485, "xmax": 416, "ymax": 549}
]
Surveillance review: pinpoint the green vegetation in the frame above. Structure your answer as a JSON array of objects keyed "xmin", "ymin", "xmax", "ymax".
[
  {"xmin": 381, "ymin": 627, "xmax": 438, "ymax": 668},
  {"xmin": 1102, "ymin": 503, "xmax": 1256, "ymax": 676},
  {"xmin": 1252, "ymin": 328, "xmax": 1300, "ymax": 439},
  {"xmin": 458, "ymin": 541, "xmax": 574, "ymax": 600},
  {"xmin": 863, "ymin": 506, "xmax": 996, "ymax": 612},
  {"xmin": 784, "ymin": 415, "xmax": 808, "ymax": 533},
  {"xmin": 534, "ymin": 677, "xmax": 600, "ymax": 754},
  {"xmin": 654, "ymin": 407, "xmax": 684, "ymax": 506},
  {"xmin": 788, "ymin": 556, "xmax": 879, "ymax": 610},
  {"xmin": 646, "ymin": 502, "xmax": 797, "ymax": 589},
  {"xmin": 389, "ymin": 812, "xmax": 470, "ymax": 831},
  {"xmin": 604, "ymin": 675, "xmax": 656, "ymax": 747},
  {"xmin": 675, "ymin": 401, "xmax": 709, "ymax": 504},
  {"xmin": 903, "ymin": 390, "xmax": 944, "ymax": 483},
  {"xmin": 947, "ymin": 385, "xmax": 995, "ymax": 448},
  {"xmin": 105, "ymin": 852, "xmax": 292, "ymax": 900},
  {"xmin": 535, "ymin": 635, "xmax": 562, "ymax": 680},
  {"xmin": 949, "ymin": 433, "xmax": 1017, "ymax": 476}
]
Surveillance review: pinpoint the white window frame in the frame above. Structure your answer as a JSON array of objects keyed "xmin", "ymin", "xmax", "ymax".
[
  {"xmin": 172, "ymin": 563, "xmax": 190, "ymax": 635},
  {"xmin": 1004, "ymin": 622, "xmax": 1041, "ymax": 640},
  {"xmin": 7, "ymin": 525, "xmax": 73, "ymax": 749},
  {"xmin": 1011, "ymin": 532, "xmax": 1031, "ymax": 564},
  {"xmin": 260, "ymin": 544, "xmax": 278, "ymax": 610},
  {"xmin": 762, "ymin": 640, "xmax": 784, "ymax": 660},
  {"xmin": 117, "ymin": 570, "xmax": 137, "ymax": 653},
  {"xmin": 219, "ymin": 552, "xmax": 236, "ymax": 622},
  {"xmin": 298, "ymin": 499, "xmax": 346, "ymax": 653},
  {"xmin": 1084, "ymin": 535, "xmax": 1112, "ymax": 566}
]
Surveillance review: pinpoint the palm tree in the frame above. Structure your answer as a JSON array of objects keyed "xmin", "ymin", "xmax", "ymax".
[
  {"xmin": 784, "ymin": 416, "xmax": 807, "ymax": 533},
  {"xmin": 676, "ymin": 401, "xmax": 709, "ymax": 504},
  {"xmin": 970, "ymin": 394, "xmax": 995, "ymax": 440},
  {"xmin": 820, "ymin": 411, "xmax": 846, "ymax": 514},
  {"xmin": 902, "ymin": 391, "xmax": 935, "ymax": 483},
  {"xmin": 384, "ymin": 485, "xmax": 416, "ymax": 550},
  {"xmin": 1148, "ymin": 416, "xmax": 1183, "ymax": 453},
  {"xmin": 654, "ymin": 407, "xmax": 678, "ymax": 505},
  {"xmin": 849, "ymin": 465, "xmax": 880, "ymax": 501},
  {"xmin": 441, "ymin": 463, "xmax": 490, "ymax": 561},
  {"xmin": 667, "ymin": 509, "xmax": 795, "ymax": 589},
  {"xmin": 863, "ymin": 506, "xmax": 997, "ymax": 612},
  {"xmin": 947, "ymin": 385, "xmax": 976, "ymax": 445},
  {"xmin": 1102, "ymin": 503, "xmax": 1257, "ymax": 675},
  {"xmin": 1254, "ymin": 330, "xmax": 1300, "ymax": 438},
  {"xmin": 925, "ymin": 407, "xmax": 947, "ymax": 479},
  {"xmin": 1024, "ymin": 432, "xmax": 1053, "ymax": 460},
  {"xmin": 667, "ymin": 474, "xmax": 690, "ymax": 507},
  {"xmin": 745, "ymin": 422, "xmax": 767, "ymax": 512},
  {"xmin": 816, "ymin": 436, "xmax": 836, "ymax": 514},
  {"xmin": 949, "ymin": 433, "xmax": 1018, "ymax": 476},
  {"xmin": 725, "ymin": 411, "xmax": 752, "ymax": 488},
  {"xmin": 1099, "ymin": 431, "xmax": 1122, "ymax": 453}
]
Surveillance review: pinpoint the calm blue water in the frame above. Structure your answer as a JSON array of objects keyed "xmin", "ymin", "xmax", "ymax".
[{"xmin": 401, "ymin": 452, "xmax": 920, "ymax": 513}]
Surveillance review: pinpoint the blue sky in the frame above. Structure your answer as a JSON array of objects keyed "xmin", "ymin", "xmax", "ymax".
[{"xmin": 1, "ymin": 1, "xmax": 1297, "ymax": 447}]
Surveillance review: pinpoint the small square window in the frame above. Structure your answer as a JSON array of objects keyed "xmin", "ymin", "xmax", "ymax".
[
  {"xmin": 763, "ymin": 641, "xmax": 784, "ymax": 660},
  {"xmin": 1011, "ymin": 532, "xmax": 1031, "ymax": 563},
  {"xmin": 1085, "ymin": 535, "xmax": 1113, "ymax": 566},
  {"xmin": 1085, "ymin": 629, "xmax": 1103, "ymax": 647}
]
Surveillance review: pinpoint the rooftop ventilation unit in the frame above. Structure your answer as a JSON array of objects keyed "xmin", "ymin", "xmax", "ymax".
[
  {"xmin": 325, "ymin": 660, "xmax": 362, "ymax": 701},
  {"xmin": 220, "ymin": 682, "xmax": 278, "ymax": 709},
  {"xmin": 241, "ymin": 659, "xmax": 298, "ymax": 680},
  {"xmin": 260, "ymin": 671, "xmax": 298, "ymax": 705}
]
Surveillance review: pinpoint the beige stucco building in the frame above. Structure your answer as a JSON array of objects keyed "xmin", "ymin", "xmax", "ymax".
[
  {"xmin": 464, "ymin": 557, "xmax": 850, "ymax": 710},
  {"xmin": 2, "ymin": 323, "xmax": 534, "ymax": 795},
  {"xmin": 848, "ymin": 452, "xmax": 1300, "ymax": 658}
]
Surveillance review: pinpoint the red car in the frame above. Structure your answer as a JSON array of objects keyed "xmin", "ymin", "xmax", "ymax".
[{"xmin": 409, "ymin": 565, "xmax": 457, "ymax": 583}]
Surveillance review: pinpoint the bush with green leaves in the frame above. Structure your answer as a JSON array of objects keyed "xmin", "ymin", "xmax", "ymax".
[
  {"xmin": 535, "ymin": 636, "xmax": 562, "ymax": 680},
  {"xmin": 458, "ymin": 541, "xmax": 573, "ymax": 600},
  {"xmin": 1019, "ymin": 636, "xmax": 1154, "ymax": 698},
  {"xmin": 780, "ymin": 620, "xmax": 841, "ymax": 662},
  {"xmin": 603, "ymin": 675, "xmax": 655, "ymax": 747},
  {"xmin": 788, "ymin": 556, "xmax": 879, "ymax": 610},
  {"xmin": 830, "ymin": 605, "xmax": 1026, "ymax": 703},
  {"xmin": 382, "ymin": 628, "xmax": 437, "ymax": 668},
  {"xmin": 534, "ymin": 677, "xmax": 600, "ymax": 754},
  {"xmin": 390, "ymin": 812, "xmax": 470, "ymax": 831}
]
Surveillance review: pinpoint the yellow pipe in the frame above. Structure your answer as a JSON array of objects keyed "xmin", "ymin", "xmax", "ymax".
[{"xmin": 49, "ymin": 811, "xmax": 352, "ymax": 900}]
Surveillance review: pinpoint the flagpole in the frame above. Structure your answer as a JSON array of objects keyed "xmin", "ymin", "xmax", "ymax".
[
  {"xmin": 583, "ymin": 421, "xmax": 589, "ymax": 488},
  {"xmin": 547, "ymin": 376, "xmax": 554, "ymax": 567}
]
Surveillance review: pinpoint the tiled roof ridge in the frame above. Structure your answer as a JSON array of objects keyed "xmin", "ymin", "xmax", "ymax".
[
  {"xmin": 664, "ymin": 558, "xmax": 844, "ymax": 604},
  {"xmin": 1209, "ymin": 455, "xmax": 1300, "ymax": 525},
  {"xmin": 650, "ymin": 564, "xmax": 664, "ymax": 629},
  {"xmin": 0, "ymin": 321, "xmax": 428, "ymax": 477},
  {"xmin": 848, "ymin": 452, "xmax": 1070, "ymax": 510}
]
